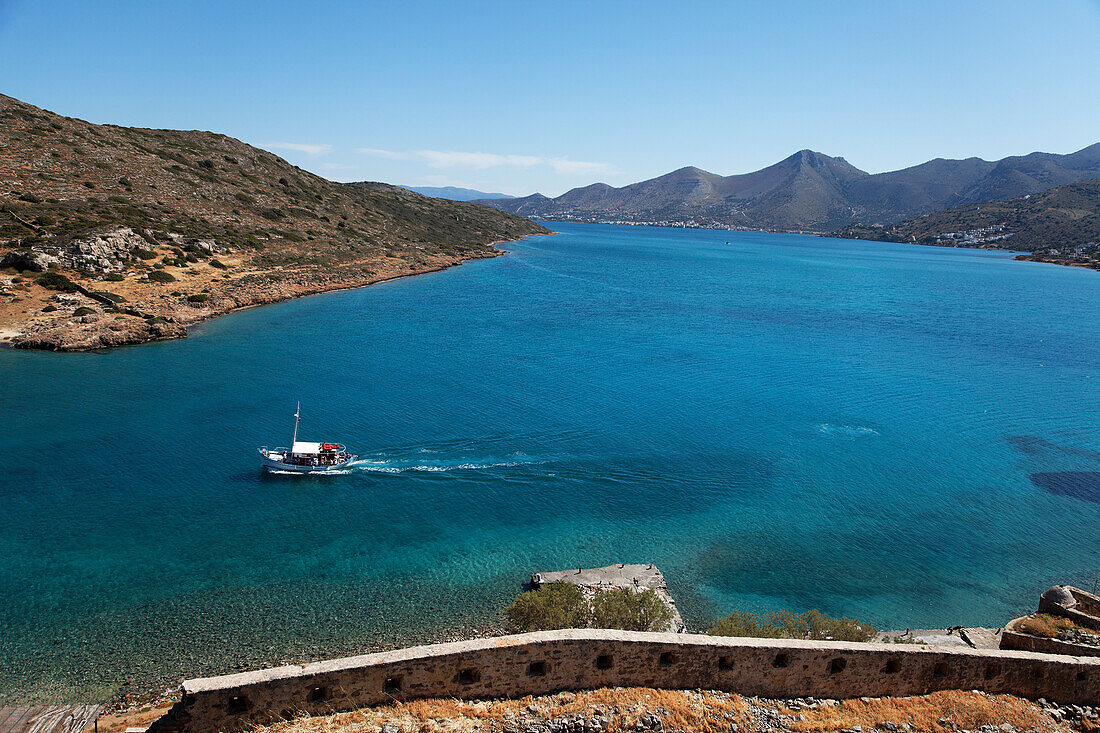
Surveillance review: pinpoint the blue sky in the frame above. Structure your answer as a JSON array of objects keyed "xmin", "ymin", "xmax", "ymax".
[{"xmin": 2, "ymin": 0, "xmax": 1099, "ymax": 196}]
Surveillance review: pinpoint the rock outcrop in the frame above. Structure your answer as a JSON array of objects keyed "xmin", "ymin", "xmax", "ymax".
[{"xmin": 12, "ymin": 315, "xmax": 187, "ymax": 351}]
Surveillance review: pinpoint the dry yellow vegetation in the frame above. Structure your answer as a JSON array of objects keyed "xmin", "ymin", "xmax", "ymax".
[{"xmin": 222, "ymin": 687, "xmax": 1084, "ymax": 733}]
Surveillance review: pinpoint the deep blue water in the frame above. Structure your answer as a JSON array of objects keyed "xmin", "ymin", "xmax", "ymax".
[{"xmin": 2, "ymin": 223, "xmax": 1100, "ymax": 703}]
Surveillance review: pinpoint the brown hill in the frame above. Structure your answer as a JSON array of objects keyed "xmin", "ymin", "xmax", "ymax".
[
  {"xmin": 478, "ymin": 145, "xmax": 1100, "ymax": 232},
  {"xmin": 0, "ymin": 93, "xmax": 549, "ymax": 350},
  {"xmin": 833, "ymin": 178, "xmax": 1100, "ymax": 269}
]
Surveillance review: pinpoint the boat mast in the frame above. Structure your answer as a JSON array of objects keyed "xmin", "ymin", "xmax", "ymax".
[{"xmin": 292, "ymin": 402, "xmax": 300, "ymax": 445}]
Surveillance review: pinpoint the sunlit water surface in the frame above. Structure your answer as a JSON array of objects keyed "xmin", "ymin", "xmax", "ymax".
[{"xmin": 2, "ymin": 223, "xmax": 1099, "ymax": 703}]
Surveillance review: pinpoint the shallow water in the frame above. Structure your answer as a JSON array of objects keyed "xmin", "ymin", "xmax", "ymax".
[{"xmin": 2, "ymin": 223, "xmax": 1099, "ymax": 703}]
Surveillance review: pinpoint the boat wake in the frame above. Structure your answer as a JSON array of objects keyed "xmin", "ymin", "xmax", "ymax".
[{"xmin": 347, "ymin": 452, "xmax": 544, "ymax": 474}]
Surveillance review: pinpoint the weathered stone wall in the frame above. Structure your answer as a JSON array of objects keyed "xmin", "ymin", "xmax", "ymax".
[
  {"xmin": 1001, "ymin": 618, "xmax": 1100, "ymax": 658},
  {"xmin": 149, "ymin": 630, "xmax": 1100, "ymax": 733},
  {"xmin": 1039, "ymin": 587, "xmax": 1100, "ymax": 632}
]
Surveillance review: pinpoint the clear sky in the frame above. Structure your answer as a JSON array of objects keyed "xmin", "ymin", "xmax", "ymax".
[{"xmin": 2, "ymin": 0, "xmax": 1099, "ymax": 196}]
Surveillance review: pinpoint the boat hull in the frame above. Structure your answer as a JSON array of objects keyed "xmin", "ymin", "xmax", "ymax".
[{"xmin": 258, "ymin": 449, "xmax": 357, "ymax": 474}]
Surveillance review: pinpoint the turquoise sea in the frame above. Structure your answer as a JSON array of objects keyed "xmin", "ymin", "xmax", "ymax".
[{"xmin": 2, "ymin": 223, "xmax": 1099, "ymax": 703}]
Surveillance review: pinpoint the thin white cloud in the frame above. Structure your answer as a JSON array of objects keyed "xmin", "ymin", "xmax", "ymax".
[
  {"xmin": 416, "ymin": 151, "xmax": 543, "ymax": 169},
  {"xmin": 266, "ymin": 142, "xmax": 333, "ymax": 156},
  {"xmin": 357, "ymin": 147, "xmax": 413, "ymax": 160},
  {"xmin": 358, "ymin": 147, "xmax": 606, "ymax": 174}
]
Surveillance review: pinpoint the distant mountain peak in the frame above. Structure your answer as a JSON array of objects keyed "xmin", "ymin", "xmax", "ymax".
[{"xmin": 477, "ymin": 142, "xmax": 1100, "ymax": 232}]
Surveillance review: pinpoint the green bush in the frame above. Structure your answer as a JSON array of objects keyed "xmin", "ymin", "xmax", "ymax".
[
  {"xmin": 148, "ymin": 270, "xmax": 176, "ymax": 283},
  {"xmin": 505, "ymin": 582, "xmax": 591, "ymax": 633},
  {"xmin": 72, "ymin": 306, "xmax": 95, "ymax": 316},
  {"xmin": 209, "ymin": 259, "xmax": 228, "ymax": 269},
  {"xmin": 708, "ymin": 609, "xmax": 875, "ymax": 642},
  {"xmin": 133, "ymin": 247, "xmax": 158, "ymax": 260},
  {"xmin": 105, "ymin": 273, "xmax": 125, "ymax": 281},
  {"xmin": 35, "ymin": 272, "xmax": 79, "ymax": 293},
  {"xmin": 41, "ymin": 304, "xmax": 57, "ymax": 312},
  {"xmin": 93, "ymin": 291, "xmax": 126, "ymax": 303},
  {"xmin": 186, "ymin": 293, "xmax": 210, "ymax": 303},
  {"xmin": 591, "ymin": 588, "xmax": 673, "ymax": 632},
  {"xmin": 504, "ymin": 583, "xmax": 674, "ymax": 634}
]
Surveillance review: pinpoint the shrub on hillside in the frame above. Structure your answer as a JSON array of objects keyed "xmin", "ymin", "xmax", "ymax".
[
  {"xmin": 133, "ymin": 247, "xmax": 158, "ymax": 260},
  {"xmin": 209, "ymin": 259, "xmax": 228, "ymax": 269},
  {"xmin": 35, "ymin": 271, "xmax": 79, "ymax": 293},
  {"xmin": 708, "ymin": 609, "xmax": 875, "ymax": 642},
  {"xmin": 72, "ymin": 307, "xmax": 95, "ymax": 316},
  {"xmin": 186, "ymin": 294, "xmax": 210, "ymax": 304},
  {"xmin": 105, "ymin": 273, "xmax": 125, "ymax": 281},
  {"xmin": 148, "ymin": 270, "xmax": 176, "ymax": 283},
  {"xmin": 505, "ymin": 582, "xmax": 591, "ymax": 633},
  {"xmin": 591, "ymin": 588, "xmax": 673, "ymax": 632}
]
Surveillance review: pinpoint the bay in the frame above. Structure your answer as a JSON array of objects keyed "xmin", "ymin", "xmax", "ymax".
[{"xmin": 2, "ymin": 222, "xmax": 1099, "ymax": 703}]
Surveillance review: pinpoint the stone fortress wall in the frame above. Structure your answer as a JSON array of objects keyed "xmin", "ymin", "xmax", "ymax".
[
  {"xmin": 1001, "ymin": 586, "xmax": 1100, "ymax": 658},
  {"xmin": 150, "ymin": 629, "xmax": 1100, "ymax": 733}
]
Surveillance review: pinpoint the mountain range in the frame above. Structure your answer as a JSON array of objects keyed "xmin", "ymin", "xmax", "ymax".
[{"xmin": 476, "ymin": 145, "xmax": 1100, "ymax": 232}]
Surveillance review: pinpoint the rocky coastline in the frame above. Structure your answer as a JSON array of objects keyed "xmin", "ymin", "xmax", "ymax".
[{"xmin": 0, "ymin": 229, "xmax": 535, "ymax": 352}]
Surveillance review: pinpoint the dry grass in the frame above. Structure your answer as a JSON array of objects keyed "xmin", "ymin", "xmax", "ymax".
[
  {"xmin": 1016, "ymin": 614, "xmax": 1100, "ymax": 640},
  {"xmin": 249, "ymin": 688, "xmax": 749, "ymax": 733},
  {"xmin": 784, "ymin": 691, "xmax": 1048, "ymax": 733}
]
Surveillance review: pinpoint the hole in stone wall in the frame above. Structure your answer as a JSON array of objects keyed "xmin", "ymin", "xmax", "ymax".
[
  {"xmin": 596, "ymin": 654, "xmax": 613, "ymax": 670},
  {"xmin": 933, "ymin": 662, "xmax": 948, "ymax": 679},
  {"xmin": 527, "ymin": 661, "xmax": 548, "ymax": 677},
  {"xmin": 985, "ymin": 664, "xmax": 1000, "ymax": 680},
  {"xmin": 885, "ymin": 659, "xmax": 900, "ymax": 674},
  {"xmin": 828, "ymin": 658, "xmax": 847, "ymax": 674},
  {"xmin": 384, "ymin": 676, "xmax": 403, "ymax": 694},
  {"xmin": 226, "ymin": 696, "xmax": 250, "ymax": 715},
  {"xmin": 659, "ymin": 652, "xmax": 676, "ymax": 666},
  {"xmin": 457, "ymin": 668, "xmax": 481, "ymax": 685},
  {"xmin": 1032, "ymin": 666, "xmax": 1044, "ymax": 679},
  {"xmin": 718, "ymin": 656, "xmax": 734, "ymax": 670},
  {"xmin": 307, "ymin": 686, "xmax": 327, "ymax": 703},
  {"xmin": 773, "ymin": 653, "xmax": 789, "ymax": 668},
  {"xmin": 1077, "ymin": 670, "xmax": 1089, "ymax": 684}
]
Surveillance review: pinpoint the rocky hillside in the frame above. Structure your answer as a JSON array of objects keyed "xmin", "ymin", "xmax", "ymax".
[
  {"xmin": 0, "ymin": 93, "xmax": 549, "ymax": 350},
  {"xmin": 834, "ymin": 178, "xmax": 1100, "ymax": 269},
  {"xmin": 478, "ymin": 145, "xmax": 1100, "ymax": 232}
]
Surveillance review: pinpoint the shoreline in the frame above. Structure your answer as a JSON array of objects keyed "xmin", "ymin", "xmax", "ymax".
[
  {"xmin": 0, "ymin": 232, "xmax": 554, "ymax": 353},
  {"xmin": 532, "ymin": 218, "xmax": 1096, "ymax": 272}
]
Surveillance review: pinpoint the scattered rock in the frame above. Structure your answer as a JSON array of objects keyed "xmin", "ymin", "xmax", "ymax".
[{"xmin": 0, "ymin": 249, "xmax": 60, "ymax": 272}]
